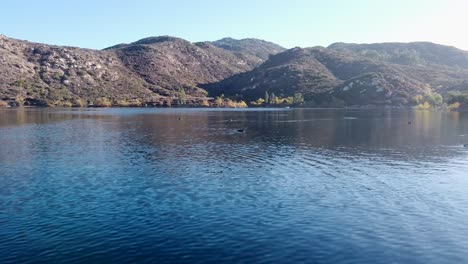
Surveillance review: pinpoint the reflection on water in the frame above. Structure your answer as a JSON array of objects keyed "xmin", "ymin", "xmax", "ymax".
[{"xmin": 1, "ymin": 108, "xmax": 468, "ymax": 264}]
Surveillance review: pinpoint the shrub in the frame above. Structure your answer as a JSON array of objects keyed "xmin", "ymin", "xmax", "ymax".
[
  {"xmin": 224, "ymin": 99, "xmax": 237, "ymax": 108},
  {"xmin": 45, "ymin": 100, "xmax": 73, "ymax": 107},
  {"xmin": 213, "ymin": 97, "xmax": 248, "ymax": 108},
  {"xmin": 237, "ymin": 101, "xmax": 248, "ymax": 108},
  {"xmin": 418, "ymin": 102, "xmax": 432, "ymax": 110},
  {"xmin": 15, "ymin": 96, "xmax": 24, "ymax": 106},
  {"xmin": 284, "ymin": 96, "xmax": 294, "ymax": 105},
  {"xmin": 260, "ymin": 94, "xmax": 300, "ymax": 106},
  {"xmin": 115, "ymin": 100, "xmax": 131, "ymax": 107},
  {"xmin": 53, "ymin": 72, "xmax": 63, "ymax": 80},
  {"xmin": 447, "ymin": 91, "xmax": 468, "ymax": 105},
  {"xmin": 448, "ymin": 102, "xmax": 461, "ymax": 110},
  {"xmin": 201, "ymin": 100, "xmax": 210, "ymax": 107},
  {"xmin": 414, "ymin": 92, "xmax": 443, "ymax": 107},
  {"xmin": 133, "ymin": 99, "xmax": 143, "ymax": 107},
  {"xmin": 94, "ymin": 97, "xmax": 112, "ymax": 107},
  {"xmin": 114, "ymin": 99, "xmax": 143, "ymax": 107},
  {"xmin": 61, "ymin": 101, "xmax": 73, "ymax": 107},
  {"xmin": 214, "ymin": 97, "xmax": 224, "ymax": 106},
  {"xmin": 250, "ymin": 98, "xmax": 265, "ymax": 106},
  {"xmin": 72, "ymin": 98, "xmax": 87, "ymax": 107}
]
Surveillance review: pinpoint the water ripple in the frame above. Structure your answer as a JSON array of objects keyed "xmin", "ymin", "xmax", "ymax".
[{"xmin": 1, "ymin": 108, "xmax": 468, "ymax": 263}]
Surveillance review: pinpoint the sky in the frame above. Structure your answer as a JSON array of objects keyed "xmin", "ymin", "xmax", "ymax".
[{"xmin": 1, "ymin": 0, "xmax": 468, "ymax": 50}]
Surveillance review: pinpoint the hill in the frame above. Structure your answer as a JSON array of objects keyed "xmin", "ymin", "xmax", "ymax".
[
  {"xmin": 204, "ymin": 42, "xmax": 468, "ymax": 107},
  {"xmin": 2, "ymin": 35, "xmax": 468, "ymax": 108},
  {"xmin": 328, "ymin": 42, "xmax": 468, "ymax": 69},
  {"xmin": 0, "ymin": 35, "xmax": 283, "ymax": 106}
]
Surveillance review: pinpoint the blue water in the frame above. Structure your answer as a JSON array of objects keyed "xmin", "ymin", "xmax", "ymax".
[{"xmin": 1, "ymin": 108, "xmax": 468, "ymax": 263}]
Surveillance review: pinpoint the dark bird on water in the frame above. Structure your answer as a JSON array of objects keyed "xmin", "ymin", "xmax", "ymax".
[
  {"xmin": 408, "ymin": 121, "xmax": 412, "ymax": 125},
  {"xmin": 237, "ymin": 129, "xmax": 245, "ymax": 133}
]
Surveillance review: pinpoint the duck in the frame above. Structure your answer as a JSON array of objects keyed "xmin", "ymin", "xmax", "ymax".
[{"xmin": 237, "ymin": 129, "xmax": 245, "ymax": 133}]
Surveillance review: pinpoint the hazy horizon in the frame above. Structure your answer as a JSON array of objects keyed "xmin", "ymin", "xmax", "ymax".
[{"xmin": 1, "ymin": 0, "xmax": 468, "ymax": 50}]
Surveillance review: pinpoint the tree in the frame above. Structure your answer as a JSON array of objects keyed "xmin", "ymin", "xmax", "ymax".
[
  {"xmin": 415, "ymin": 92, "xmax": 444, "ymax": 107},
  {"xmin": 293, "ymin": 93, "xmax": 304, "ymax": 104},
  {"xmin": 264, "ymin": 91, "xmax": 270, "ymax": 105},
  {"xmin": 270, "ymin": 92, "xmax": 276, "ymax": 104},
  {"xmin": 178, "ymin": 87, "xmax": 187, "ymax": 105},
  {"xmin": 214, "ymin": 97, "xmax": 224, "ymax": 106},
  {"xmin": 250, "ymin": 98, "xmax": 265, "ymax": 106},
  {"xmin": 432, "ymin": 93, "xmax": 443, "ymax": 106},
  {"xmin": 284, "ymin": 97, "xmax": 294, "ymax": 105}
]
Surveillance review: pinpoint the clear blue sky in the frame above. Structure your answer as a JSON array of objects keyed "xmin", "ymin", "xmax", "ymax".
[{"xmin": 2, "ymin": 0, "xmax": 467, "ymax": 50}]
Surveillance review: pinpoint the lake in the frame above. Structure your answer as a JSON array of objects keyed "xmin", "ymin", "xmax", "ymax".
[{"xmin": 1, "ymin": 108, "xmax": 468, "ymax": 264}]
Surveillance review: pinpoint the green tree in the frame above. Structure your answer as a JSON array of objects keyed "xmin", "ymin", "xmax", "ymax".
[
  {"xmin": 178, "ymin": 87, "xmax": 187, "ymax": 105},
  {"xmin": 293, "ymin": 93, "xmax": 304, "ymax": 104},
  {"xmin": 432, "ymin": 93, "xmax": 443, "ymax": 106},
  {"xmin": 270, "ymin": 92, "xmax": 276, "ymax": 104},
  {"xmin": 284, "ymin": 97, "xmax": 294, "ymax": 105},
  {"xmin": 264, "ymin": 91, "xmax": 270, "ymax": 105}
]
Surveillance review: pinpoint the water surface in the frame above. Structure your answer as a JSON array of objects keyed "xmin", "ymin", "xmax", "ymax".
[{"xmin": 1, "ymin": 108, "xmax": 468, "ymax": 263}]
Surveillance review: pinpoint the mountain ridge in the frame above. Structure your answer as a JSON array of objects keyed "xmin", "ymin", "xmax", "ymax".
[
  {"xmin": 1, "ymin": 34, "xmax": 468, "ymax": 108},
  {"xmin": 0, "ymin": 35, "xmax": 283, "ymax": 106},
  {"xmin": 204, "ymin": 41, "xmax": 468, "ymax": 107}
]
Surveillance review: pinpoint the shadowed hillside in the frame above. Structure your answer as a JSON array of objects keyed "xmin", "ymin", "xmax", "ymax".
[{"xmin": 204, "ymin": 42, "xmax": 468, "ymax": 107}]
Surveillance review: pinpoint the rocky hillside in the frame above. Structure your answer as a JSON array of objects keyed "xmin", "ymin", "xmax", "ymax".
[
  {"xmin": 205, "ymin": 42, "xmax": 468, "ymax": 107},
  {"xmin": 2, "ymin": 34, "xmax": 468, "ymax": 108},
  {"xmin": 203, "ymin": 47, "xmax": 430, "ymax": 105},
  {"xmin": 329, "ymin": 42, "xmax": 468, "ymax": 69},
  {"xmin": 0, "ymin": 35, "xmax": 283, "ymax": 106},
  {"xmin": 108, "ymin": 36, "xmax": 266, "ymax": 95},
  {"xmin": 202, "ymin": 48, "xmax": 339, "ymax": 100},
  {"xmin": 328, "ymin": 42, "xmax": 468, "ymax": 92}
]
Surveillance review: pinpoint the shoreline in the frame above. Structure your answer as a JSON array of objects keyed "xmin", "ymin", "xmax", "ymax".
[{"xmin": 0, "ymin": 105, "xmax": 464, "ymax": 112}]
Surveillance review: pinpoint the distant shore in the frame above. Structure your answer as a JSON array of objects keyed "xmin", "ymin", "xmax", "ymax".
[{"xmin": 1, "ymin": 104, "xmax": 465, "ymax": 112}]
